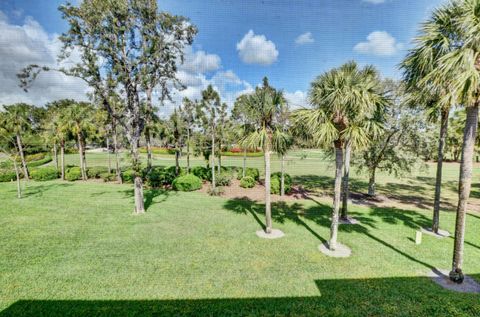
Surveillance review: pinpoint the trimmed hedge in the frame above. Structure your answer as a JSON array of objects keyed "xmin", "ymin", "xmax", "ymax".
[
  {"xmin": 240, "ymin": 176, "xmax": 256, "ymax": 188},
  {"xmin": 87, "ymin": 166, "xmax": 109, "ymax": 179},
  {"xmin": 99, "ymin": 172, "xmax": 116, "ymax": 182},
  {"xmin": 270, "ymin": 172, "xmax": 292, "ymax": 195},
  {"xmin": 30, "ymin": 167, "xmax": 59, "ymax": 181},
  {"xmin": 0, "ymin": 170, "xmax": 17, "ymax": 182},
  {"xmin": 65, "ymin": 167, "xmax": 82, "ymax": 181},
  {"xmin": 26, "ymin": 156, "xmax": 52, "ymax": 168},
  {"xmin": 25, "ymin": 153, "xmax": 47, "ymax": 162},
  {"xmin": 172, "ymin": 174, "xmax": 202, "ymax": 192},
  {"xmin": 221, "ymin": 151, "xmax": 263, "ymax": 157}
]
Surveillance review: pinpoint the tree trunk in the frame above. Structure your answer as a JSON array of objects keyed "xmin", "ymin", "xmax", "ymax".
[
  {"xmin": 341, "ymin": 141, "xmax": 351, "ymax": 220},
  {"xmin": 60, "ymin": 140, "xmax": 65, "ymax": 181},
  {"xmin": 264, "ymin": 140, "xmax": 272, "ymax": 234},
  {"xmin": 13, "ymin": 159, "xmax": 21, "ymax": 199},
  {"xmin": 16, "ymin": 133, "xmax": 29, "ymax": 181},
  {"xmin": 146, "ymin": 128, "xmax": 153, "ymax": 170},
  {"xmin": 107, "ymin": 137, "xmax": 112, "ymax": 173},
  {"xmin": 112, "ymin": 121, "xmax": 122, "ymax": 183},
  {"xmin": 77, "ymin": 133, "xmax": 87, "ymax": 181},
  {"xmin": 131, "ymin": 140, "xmax": 145, "ymax": 214},
  {"xmin": 186, "ymin": 129, "xmax": 190, "ymax": 173},
  {"xmin": 433, "ymin": 109, "xmax": 449, "ymax": 234},
  {"xmin": 211, "ymin": 132, "xmax": 216, "ymax": 189},
  {"xmin": 243, "ymin": 148, "xmax": 247, "ymax": 178},
  {"xmin": 280, "ymin": 154, "xmax": 285, "ymax": 197},
  {"xmin": 368, "ymin": 168, "xmax": 376, "ymax": 197},
  {"xmin": 450, "ymin": 103, "xmax": 479, "ymax": 283},
  {"xmin": 53, "ymin": 143, "xmax": 58, "ymax": 171},
  {"xmin": 330, "ymin": 141, "xmax": 344, "ymax": 251},
  {"xmin": 175, "ymin": 147, "xmax": 180, "ymax": 176}
]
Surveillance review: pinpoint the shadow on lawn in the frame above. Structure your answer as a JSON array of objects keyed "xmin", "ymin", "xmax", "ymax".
[
  {"xmin": 121, "ymin": 188, "xmax": 172, "ymax": 211},
  {"xmin": 2, "ymin": 275, "xmax": 479, "ymax": 316},
  {"xmin": 15, "ymin": 182, "xmax": 74, "ymax": 198},
  {"xmin": 224, "ymin": 198, "xmax": 435, "ymax": 270}
]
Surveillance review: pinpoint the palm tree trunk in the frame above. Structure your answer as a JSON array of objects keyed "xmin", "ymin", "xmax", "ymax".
[
  {"xmin": 16, "ymin": 133, "xmax": 29, "ymax": 181},
  {"xmin": 60, "ymin": 140, "xmax": 65, "ymax": 181},
  {"xmin": 243, "ymin": 148, "xmax": 247, "ymax": 178},
  {"xmin": 281, "ymin": 154, "xmax": 285, "ymax": 197},
  {"xmin": 433, "ymin": 109, "xmax": 449, "ymax": 233},
  {"xmin": 330, "ymin": 141, "xmax": 344, "ymax": 251},
  {"xmin": 53, "ymin": 143, "xmax": 58, "ymax": 171},
  {"xmin": 341, "ymin": 141, "xmax": 351, "ymax": 220},
  {"xmin": 211, "ymin": 132, "xmax": 216, "ymax": 189},
  {"xmin": 112, "ymin": 121, "xmax": 122, "ymax": 183},
  {"xmin": 13, "ymin": 159, "xmax": 21, "ymax": 199},
  {"xmin": 107, "ymin": 137, "xmax": 112, "ymax": 173},
  {"xmin": 264, "ymin": 140, "xmax": 272, "ymax": 234},
  {"xmin": 368, "ymin": 168, "xmax": 376, "ymax": 197},
  {"xmin": 450, "ymin": 103, "xmax": 479, "ymax": 283}
]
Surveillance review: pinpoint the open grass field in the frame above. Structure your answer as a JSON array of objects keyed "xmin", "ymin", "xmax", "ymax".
[{"xmin": 1, "ymin": 150, "xmax": 479, "ymax": 316}]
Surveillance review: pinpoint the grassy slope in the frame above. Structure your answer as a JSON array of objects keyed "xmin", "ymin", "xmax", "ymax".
[{"xmin": 0, "ymin": 151, "xmax": 479, "ymax": 316}]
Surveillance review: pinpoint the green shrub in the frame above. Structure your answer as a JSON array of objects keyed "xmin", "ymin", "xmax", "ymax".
[
  {"xmin": 191, "ymin": 166, "xmax": 210, "ymax": 180},
  {"xmin": 65, "ymin": 167, "xmax": 82, "ymax": 181},
  {"xmin": 239, "ymin": 167, "xmax": 260, "ymax": 181},
  {"xmin": 240, "ymin": 176, "xmax": 256, "ymax": 188},
  {"xmin": 30, "ymin": 167, "xmax": 59, "ymax": 181},
  {"xmin": 215, "ymin": 172, "xmax": 232, "ymax": 186},
  {"xmin": 25, "ymin": 153, "xmax": 47, "ymax": 162},
  {"xmin": 99, "ymin": 172, "xmax": 116, "ymax": 182},
  {"xmin": 270, "ymin": 172, "xmax": 292, "ymax": 195},
  {"xmin": 172, "ymin": 174, "xmax": 202, "ymax": 191},
  {"xmin": 0, "ymin": 170, "xmax": 17, "ymax": 182},
  {"xmin": 87, "ymin": 166, "xmax": 109, "ymax": 179},
  {"xmin": 121, "ymin": 169, "xmax": 136, "ymax": 183},
  {"xmin": 27, "ymin": 156, "xmax": 52, "ymax": 168}
]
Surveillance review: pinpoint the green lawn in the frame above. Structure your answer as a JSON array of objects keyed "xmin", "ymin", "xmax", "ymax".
[{"xmin": 1, "ymin": 151, "xmax": 479, "ymax": 316}]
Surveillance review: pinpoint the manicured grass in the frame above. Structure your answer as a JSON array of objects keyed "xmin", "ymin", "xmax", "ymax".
[{"xmin": 0, "ymin": 177, "xmax": 479, "ymax": 316}]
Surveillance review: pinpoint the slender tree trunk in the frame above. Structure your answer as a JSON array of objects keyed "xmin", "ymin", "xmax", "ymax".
[
  {"xmin": 186, "ymin": 129, "xmax": 190, "ymax": 173},
  {"xmin": 131, "ymin": 139, "xmax": 145, "ymax": 214},
  {"xmin": 77, "ymin": 133, "xmax": 87, "ymax": 181},
  {"xmin": 175, "ymin": 146, "xmax": 180, "ymax": 176},
  {"xmin": 146, "ymin": 128, "xmax": 153, "ymax": 170},
  {"xmin": 53, "ymin": 143, "xmax": 58, "ymax": 171},
  {"xmin": 107, "ymin": 137, "xmax": 112, "ymax": 173},
  {"xmin": 145, "ymin": 87, "xmax": 153, "ymax": 171},
  {"xmin": 330, "ymin": 141, "xmax": 344, "ymax": 251},
  {"xmin": 368, "ymin": 168, "xmax": 376, "ymax": 197},
  {"xmin": 211, "ymin": 132, "xmax": 216, "ymax": 189},
  {"xmin": 13, "ymin": 159, "xmax": 21, "ymax": 199},
  {"xmin": 60, "ymin": 140, "xmax": 65, "ymax": 181},
  {"xmin": 281, "ymin": 154, "xmax": 285, "ymax": 197},
  {"xmin": 433, "ymin": 109, "xmax": 449, "ymax": 234},
  {"xmin": 243, "ymin": 148, "xmax": 247, "ymax": 178},
  {"xmin": 112, "ymin": 121, "xmax": 122, "ymax": 183},
  {"xmin": 16, "ymin": 133, "xmax": 29, "ymax": 181},
  {"xmin": 341, "ymin": 141, "xmax": 351, "ymax": 220},
  {"xmin": 264, "ymin": 140, "xmax": 272, "ymax": 234},
  {"xmin": 450, "ymin": 104, "xmax": 479, "ymax": 283}
]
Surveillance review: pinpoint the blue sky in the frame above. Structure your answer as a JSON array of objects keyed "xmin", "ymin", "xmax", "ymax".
[{"xmin": 0, "ymin": 0, "xmax": 445, "ymax": 112}]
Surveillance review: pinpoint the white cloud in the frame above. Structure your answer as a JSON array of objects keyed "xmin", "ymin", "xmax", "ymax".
[
  {"xmin": 295, "ymin": 32, "xmax": 314, "ymax": 45},
  {"xmin": 180, "ymin": 47, "xmax": 221, "ymax": 73},
  {"xmin": 362, "ymin": 0, "xmax": 386, "ymax": 4},
  {"xmin": 354, "ymin": 31, "xmax": 403, "ymax": 56},
  {"xmin": 0, "ymin": 11, "xmax": 90, "ymax": 106},
  {"xmin": 236, "ymin": 30, "xmax": 278, "ymax": 66},
  {"xmin": 285, "ymin": 90, "xmax": 307, "ymax": 108}
]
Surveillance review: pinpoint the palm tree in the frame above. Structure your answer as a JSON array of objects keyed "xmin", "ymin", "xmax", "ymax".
[
  {"xmin": 180, "ymin": 98, "xmax": 196, "ymax": 173},
  {"xmin": 164, "ymin": 107, "xmax": 186, "ymax": 175},
  {"xmin": 232, "ymin": 94, "xmax": 255, "ymax": 178},
  {"xmin": 1, "ymin": 104, "xmax": 33, "ymax": 181},
  {"xmin": 401, "ymin": 4, "xmax": 459, "ymax": 235},
  {"xmin": 241, "ymin": 77, "xmax": 289, "ymax": 235},
  {"xmin": 293, "ymin": 62, "xmax": 386, "ymax": 250},
  {"xmin": 403, "ymin": 0, "xmax": 480, "ymax": 283}
]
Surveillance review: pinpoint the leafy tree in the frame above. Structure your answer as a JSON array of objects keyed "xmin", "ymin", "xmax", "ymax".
[
  {"xmin": 240, "ymin": 77, "xmax": 289, "ymax": 234},
  {"xmin": 0, "ymin": 115, "xmax": 24, "ymax": 198},
  {"xmin": 164, "ymin": 107, "xmax": 186, "ymax": 175},
  {"xmin": 19, "ymin": 0, "xmax": 196, "ymax": 213},
  {"xmin": 232, "ymin": 94, "xmax": 255, "ymax": 178},
  {"xmin": 180, "ymin": 98, "xmax": 196, "ymax": 173},
  {"xmin": 293, "ymin": 62, "xmax": 386, "ymax": 250}
]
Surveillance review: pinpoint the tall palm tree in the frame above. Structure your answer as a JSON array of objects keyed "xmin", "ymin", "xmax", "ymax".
[
  {"xmin": 405, "ymin": 0, "xmax": 480, "ymax": 283},
  {"xmin": 293, "ymin": 62, "xmax": 386, "ymax": 251},
  {"xmin": 241, "ymin": 77, "xmax": 289, "ymax": 234},
  {"xmin": 401, "ymin": 3, "xmax": 458, "ymax": 235}
]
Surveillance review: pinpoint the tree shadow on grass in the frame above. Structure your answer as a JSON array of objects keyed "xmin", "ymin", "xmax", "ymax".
[
  {"xmin": 2, "ymin": 276, "xmax": 479, "ymax": 316},
  {"xmin": 14, "ymin": 182, "xmax": 74, "ymax": 198},
  {"xmin": 121, "ymin": 188, "xmax": 172, "ymax": 211}
]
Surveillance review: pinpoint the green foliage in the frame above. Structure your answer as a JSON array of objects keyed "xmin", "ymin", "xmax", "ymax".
[
  {"xmin": 86, "ymin": 167, "xmax": 109, "ymax": 179},
  {"xmin": 240, "ymin": 176, "xmax": 256, "ymax": 188},
  {"xmin": 25, "ymin": 153, "xmax": 47, "ymax": 162},
  {"xmin": 121, "ymin": 169, "xmax": 136, "ymax": 184},
  {"xmin": 208, "ymin": 185, "xmax": 224, "ymax": 196},
  {"xmin": 191, "ymin": 166, "xmax": 210, "ymax": 180},
  {"xmin": 239, "ymin": 167, "xmax": 260, "ymax": 181},
  {"xmin": 270, "ymin": 172, "xmax": 292, "ymax": 194},
  {"xmin": 139, "ymin": 147, "xmax": 176, "ymax": 155},
  {"xmin": 26, "ymin": 156, "xmax": 52, "ymax": 168},
  {"xmin": 221, "ymin": 151, "xmax": 263, "ymax": 157},
  {"xmin": 30, "ymin": 167, "xmax": 59, "ymax": 181},
  {"xmin": 0, "ymin": 170, "xmax": 17, "ymax": 182},
  {"xmin": 65, "ymin": 167, "xmax": 82, "ymax": 181},
  {"xmin": 172, "ymin": 174, "xmax": 202, "ymax": 192},
  {"xmin": 99, "ymin": 172, "xmax": 116, "ymax": 182},
  {"xmin": 215, "ymin": 172, "xmax": 232, "ymax": 187}
]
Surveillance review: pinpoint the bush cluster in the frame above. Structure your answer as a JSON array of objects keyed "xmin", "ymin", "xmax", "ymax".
[
  {"xmin": 172, "ymin": 174, "xmax": 202, "ymax": 191},
  {"xmin": 0, "ymin": 170, "xmax": 17, "ymax": 182},
  {"xmin": 238, "ymin": 167, "xmax": 260, "ymax": 181},
  {"xmin": 87, "ymin": 166, "xmax": 109, "ymax": 179},
  {"xmin": 65, "ymin": 167, "xmax": 82, "ymax": 181},
  {"xmin": 191, "ymin": 166, "xmax": 210, "ymax": 180},
  {"xmin": 270, "ymin": 172, "xmax": 292, "ymax": 195},
  {"xmin": 215, "ymin": 172, "xmax": 232, "ymax": 186},
  {"xmin": 30, "ymin": 167, "xmax": 59, "ymax": 181},
  {"xmin": 121, "ymin": 169, "xmax": 136, "ymax": 183},
  {"xmin": 99, "ymin": 172, "xmax": 117, "ymax": 182},
  {"xmin": 240, "ymin": 176, "xmax": 256, "ymax": 188}
]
